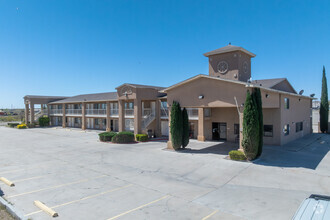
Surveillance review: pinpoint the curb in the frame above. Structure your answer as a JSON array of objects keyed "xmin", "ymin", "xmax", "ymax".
[{"xmin": 0, "ymin": 196, "xmax": 27, "ymax": 220}]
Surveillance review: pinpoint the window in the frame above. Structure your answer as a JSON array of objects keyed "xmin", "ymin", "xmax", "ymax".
[
  {"xmin": 125, "ymin": 102, "xmax": 134, "ymax": 109},
  {"xmin": 58, "ymin": 105, "xmax": 62, "ymax": 109},
  {"xmin": 284, "ymin": 98, "xmax": 290, "ymax": 109},
  {"xmin": 283, "ymin": 124, "xmax": 290, "ymax": 136},
  {"xmin": 264, "ymin": 125, "xmax": 273, "ymax": 137},
  {"xmin": 161, "ymin": 101, "xmax": 168, "ymax": 109},
  {"xmin": 74, "ymin": 118, "xmax": 80, "ymax": 124},
  {"xmin": 102, "ymin": 119, "xmax": 106, "ymax": 126},
  {"xmin": 94, "ymin": 103, "xmax": 99, "ymax": 109},
  {"xmin": 94, "ymin": 118, "xmax": 99, "ymax": 125},
  {"xmin": 204, "ymin": 108, "xmax": 211, "ymax": 117},
  {"xmin": 234, "ymin": 124, "xmax": 239, "ymax": 135},
  {"xmin": 296, "ymin": 122, "xmax": 303, "ymax": 132}
]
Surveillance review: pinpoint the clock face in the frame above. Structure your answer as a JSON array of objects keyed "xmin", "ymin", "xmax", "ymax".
[
  {"xmin": 121, "ymin": 86, "xmax": 132, "ymax": 96},
  {"xmin": 243, "ymin": 61, "xmax": 248, "ymax": 73},
  {"xmin": 217, "ymin": 61, "xmax": 228, "ymax": 74}
]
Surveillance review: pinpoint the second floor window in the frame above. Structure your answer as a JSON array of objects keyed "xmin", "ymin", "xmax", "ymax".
[
  {"xmin": 264, "ymin": 125, "xmax": 273, "ymax": 137},
  {"xmin": 284, "ymin": 98, "xmax": 290, "ymax": 109}
]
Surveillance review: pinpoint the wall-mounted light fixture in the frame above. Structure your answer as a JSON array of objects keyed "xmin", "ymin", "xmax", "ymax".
[
  {"xmin": 199, "ymin": 95, "xmax": 204, "ymax": 99},
  {"xmin": 265, "ymin": 94, "xmax": 269, "ymax": 98}
]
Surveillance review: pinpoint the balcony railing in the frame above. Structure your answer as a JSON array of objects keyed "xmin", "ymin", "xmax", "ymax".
[
  {"xmin": 187, "ymin": 108, "xmax": 198, "ymax": 120},
  {"xmin": 125, "ymin": 109, "xmax": 134, "ymax": 116},
  {"xmin": 143, "ymin": 108, "xmax": 153, "ymax": 116},
  {"xmin": 160, "ymin": 108, "xmax": 168, "ymax": 118},
  {"xmin": 110, "ymin": 109, "xmax": 119, "ymax": 116},
  {"xmin": 66, "ymin": 109, "xmax": 82, "ymax": 115},
  {"xmin": 86, "ymin": 109, "xmax": 106, "ymax": 115},
  {"xmin": 49, "ymin": 109, "xmax": 63, "ymax": 115}
]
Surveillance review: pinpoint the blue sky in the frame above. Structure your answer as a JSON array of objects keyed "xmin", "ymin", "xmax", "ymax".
[{"xmin": 0, "ymin": 0, "xmax": 329, "ymax": 108}]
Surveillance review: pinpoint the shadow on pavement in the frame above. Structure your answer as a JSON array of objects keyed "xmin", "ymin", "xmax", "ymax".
[{"xmin": 253, "ymin": 134, "xmax": 330, "ymax": 169}]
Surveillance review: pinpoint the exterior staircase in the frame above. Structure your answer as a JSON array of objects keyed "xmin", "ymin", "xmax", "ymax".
[{"xmin": 142, "ymin": 112, "xmax": 155, "ymax": 130}]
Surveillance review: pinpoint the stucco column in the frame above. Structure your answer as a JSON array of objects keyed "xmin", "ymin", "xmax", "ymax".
[
  {"xmin": 134, "ymin": 99, "xmax": 141, "ymax": 135},
  {"xmin": 166, "ymin": 106, "xmax": 174, "ymax": 149},
  {"xmin": 197, "ymin": 108, "xmax": 205, "ymax": 141},
  {"xmin": 30, "ymin": 103, "xmax": 35, "ymax": 123},
  {"xmin": 106, "ymin": 101, "xmax": 111, "ymax": 132},
  {"xmin": 82, "ymin": 103, "xmax": 86, "ymax": 130},
  {"xmin": 239, "ymin": 112, "xmax": 244, "ymax": 150},
  {"xmin": 118, "ymin": 100, "xmax": 124, "ymax": 132},
  {"xmin": 25, "ymin": 103, "xmax": 29, "ymax": 124},
  {"xmin": 155, "ymin": 100, "xmax": 161, "ymax": 137},
  {"xmin": 62, "ymin": 104, "xmax": 66, "ymax": 128}
]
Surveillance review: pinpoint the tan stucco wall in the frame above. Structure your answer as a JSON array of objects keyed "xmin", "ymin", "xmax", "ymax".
[{"xmin": 280, "ymin": 95, "xmax": 312, "ymax": 145}]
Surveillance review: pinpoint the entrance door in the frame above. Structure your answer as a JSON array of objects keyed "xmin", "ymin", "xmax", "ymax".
[{"xmin": 212, "ymin": 122, "xmax": 227, "ymax": 141}]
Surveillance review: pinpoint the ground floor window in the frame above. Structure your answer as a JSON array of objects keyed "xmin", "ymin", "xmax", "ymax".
[
  {"xmin": 111, "ymin": 119, "xmax": 119, "ymax": 132},
  {"xmin": 234, "ymin": 124, "xmax": 239, "ymax": 135},
  {"xmin": 264, "ymin": 125, "xmax": 273, "ymax": 137},
  {"xmin": 283, "ymin": 124, "xmax": 290, "ymax": 136},
  {"xmin": 296, "ymin": 122, "xmax": 303, "ymax": 132}
]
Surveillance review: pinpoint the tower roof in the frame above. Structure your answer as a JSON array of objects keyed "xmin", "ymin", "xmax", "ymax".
[{"xmin": 203, "ymin": 44, "xmax": 256, "ymax": 57}]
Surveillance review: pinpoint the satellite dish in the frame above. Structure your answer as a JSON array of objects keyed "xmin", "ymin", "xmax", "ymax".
[
  {"xmin": 299, "ymin": 90, "xmax": 304, "ymax": 95},
  {"xmin": 310, "ymin": 93, "xmax": 315, "ymax": 97}
]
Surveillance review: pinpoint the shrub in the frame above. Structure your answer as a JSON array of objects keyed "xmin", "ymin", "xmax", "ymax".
[
  {"xmin": 182, "ymin": 108, "xmax": 189, "ymax": 148},
  {"xmin": 27, "ymin": 123, "xmax": 36, "ymax": 128},
  {"xmin": 112, "ymin": 131, "xmax": 135, "ymax": 143},
  {"xmin": 229, "ymin": 150, "xmax": 247, "ymax": 161},
  {"xmin": 39, "ymin": 116, "xmax": 50, "ymax": 127},
  {"xmin": 242, "ymin": 90, "xmax": 259, "ymax": 160},
  {"xmin": 99, "ymin": 132, "xmax": 117, "ymax": 142},
  {"xmin": 7, "ymin": 122, "xmax": 20, "ymax": 128},
  {"xmin": 136, "ymin": 134, "xmax": 148, "ymax": 142},
  {"xmin": 170, "ymin": 101, "xmax": 183, "ymax": 150},
  {"xmin": 17, "ymin": 124, "xmax": 27, "ymax": 129}
]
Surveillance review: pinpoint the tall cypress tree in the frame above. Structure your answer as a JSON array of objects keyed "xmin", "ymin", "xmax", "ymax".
[
  {"xmin": 320, "ymin": 66, "xmax": 329, "ymax": 133},
  {"xmin": 242, "ymin": 90, "xmax": 259, "ymax": 160},
  {"xmin": 170, "ymin": 101, "xmax": 183, "ymax": 150},
  {"xmin": 182, "ymin": 108, "xmax": 189, "ymax": 148},
  {"xmin": 254, "ymin": 88, "xmax": 263, "ymax": 157}
]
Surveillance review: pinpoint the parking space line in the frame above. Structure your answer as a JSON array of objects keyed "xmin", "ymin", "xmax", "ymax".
[
  {"xmin": 202, "ymin": 210, "xmax": 218, "ymax": 220},
  {"xmin": 13, "ymin": 175, "xmax": 47, "ymax": 183},
  {"xmin": 25, "ymin": 184, "xmax": 133, "ymax": 217},
  {"xmin": 107, "ymin": 195, "xmax": 170, "ymax": 220},
  {"xmin": 7, "ymin": 175, "xmax": 107, "ymax": 198}
]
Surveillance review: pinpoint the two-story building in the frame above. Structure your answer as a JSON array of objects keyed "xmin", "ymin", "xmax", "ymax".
[{"xmin": 24, "ymin": 44, "xmax": 313, "ymax": 146}]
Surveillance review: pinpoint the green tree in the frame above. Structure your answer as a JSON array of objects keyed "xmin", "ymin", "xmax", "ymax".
[
  {"xmin": 254, "ymin": 88, "xmax": 263, "ymax": 157},
  {"xmin": 242, "ymin": 90, "xmax": 259, "ymax": 160},
  {"xmin": 170, "ymin": 101, "xmax": 183, "ymax": 150},
  {"xmin": 182, "ymin": 108, "xmax": 189, "ymax": 148},
  {"xmin": 320, "ymin": 66, "xmax": 329, "ymax": 133}
]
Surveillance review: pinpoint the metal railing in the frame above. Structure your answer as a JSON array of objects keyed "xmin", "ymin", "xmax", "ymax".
[
  {"xmin": 86, "ymin": 109, "xmax": 106, "ymax": 115},
  {"xmin": 49, "ymin": 109, "xmax": 63, "ymax": 115},
  {"xmin": 143, "ymin": 108, "xmax": 153, "ymax": 116},
  {"xmin": 110, "ymin": 109, "xmax": 119, "ymax": 116},
  {"xmin": 187, "ymin": 108, "xmax": 198, "ymax": 120},
  {"xmin": 160, "ymin": 108, "xmax": 168, "ymax": 118},
  {"xmin": 65, "ymin": 109, "xmax": 82, "ymax": 115},
  {"xmin": 125, "ymin": 109, "xmax": 134, "ymax": 116}
]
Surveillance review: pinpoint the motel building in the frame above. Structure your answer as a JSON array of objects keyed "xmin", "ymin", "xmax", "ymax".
[{"xmin": 24, "ymin": 44, "xmax": 313, "ymax": 147}]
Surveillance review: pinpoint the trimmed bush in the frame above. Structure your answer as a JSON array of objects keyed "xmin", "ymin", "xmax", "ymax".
[
  {"xmin": 17, "ymin": 124, "xmax": 27, "ymax": 129},
  {"xmin": 229, "ymin": 150, "xmax": 247, "ymax": 161},
  {"xmin": 242, "ymin": 90, "xmax": 259, "ymax": 160},
  {"xmin": 39, "ymin": 116, "xmax": 50, "ymax": 127},
  {"xmin": 136, "ymin": 134, "xmax": 148, "ymax": 142},
  {"xmin": 8, "ymin": 122, "xmax": 20, "ymax": 128},
  {"xmin": 112, "ymin": 131, "xmax": 135, "ymax": 143},
  {"xmin": 170, "ymin": 101, "xmax": 183, "ymax": 150},
  {"xmin": 99, "ymin": 132, "xmax": 117, "ymax": 142},
  {"xmin": 27, "ymin": 123, "xmax": 36, "ymax": 128},
  {"xmin": 182, "ymin": 108, "xmax": 189, "ymax": 148}
]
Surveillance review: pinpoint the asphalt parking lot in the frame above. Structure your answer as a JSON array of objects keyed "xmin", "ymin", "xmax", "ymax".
[{"xmin": 0, "ymin": 126, "xmax": 329, "ymax": 220}]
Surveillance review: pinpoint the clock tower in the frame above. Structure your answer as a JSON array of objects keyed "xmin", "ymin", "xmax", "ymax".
[{"xmin": 204, "ymin": 44, "xmax": 256, "ymax": 82}]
